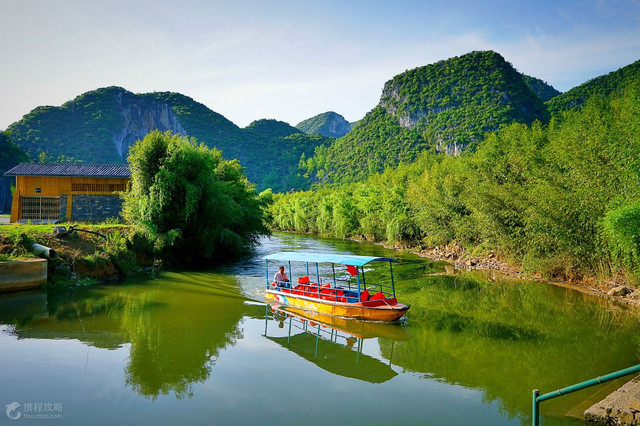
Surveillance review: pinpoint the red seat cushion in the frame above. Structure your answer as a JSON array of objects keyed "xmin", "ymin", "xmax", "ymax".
[
  {"xmin": 360, "ymin": 289, "xmax": 370, "ymax": 302},
  {"xmin": 370, "ymin": 291, "xmax": 386, "ymax": 301}
]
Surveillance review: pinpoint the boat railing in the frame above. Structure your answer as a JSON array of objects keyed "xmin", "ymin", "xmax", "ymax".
[
  {"xmin": 274, "ymin": 277, "xmax": 395, "ymax": 302},
  {"xmin": 324, "ymin": 277, "xmax": 394, "ymax": 296},
  {"xmin": 363, "ymin": 282, "xmax": 394, "ymax": 297}
]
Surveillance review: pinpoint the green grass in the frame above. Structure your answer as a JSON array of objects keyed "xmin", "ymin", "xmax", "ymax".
[{"xmin": 0, "ymin": 222, "xmax": 129, "ymax": 239}]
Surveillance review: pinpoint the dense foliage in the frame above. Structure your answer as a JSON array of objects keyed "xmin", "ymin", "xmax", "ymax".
[
  {"xmin": 545, "ymin": 59, "xmax": 640, "ymax": 117},
  {"xmin": 295, "ymin": 112, "xmax": 352, "ymax": 138},
  {"xmin": 271, "ymin": 78, "xmax": 640, "ymax": 282},
  {"xmin": 122, "ymin": 131, "xmax": 269, "ymax": 265},
  {"xmin": 0, "ymin": 131, "xmax": 29, "ymax": 212},
  {"xmin": 304, "ymin": 51, "xmax": 551, "ymax": 184},
  {"xmin": 520, "ymin": 74, "xmax": 562, "ymax": 102},
  {"xmin": 4, "ymin": 87, "xmax": 327, "ymax": 193},
  {"xmin": 244, "ymin": 118, "xmax": 301, "ymax": 139}
]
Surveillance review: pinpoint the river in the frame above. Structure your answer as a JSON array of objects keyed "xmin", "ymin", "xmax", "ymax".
[{"xmin": 1, "ymin": 232, "xmax": 639, "ymax": 425}]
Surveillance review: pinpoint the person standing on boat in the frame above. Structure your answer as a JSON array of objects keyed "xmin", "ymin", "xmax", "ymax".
[{"xmin": 274, "ymin": 266, "xmax": 289, "ymax": 287}]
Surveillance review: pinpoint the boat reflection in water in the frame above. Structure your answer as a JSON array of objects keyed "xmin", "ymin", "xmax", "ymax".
[{"xmin": 263, "ymin": 303, "xmax": 408, "ymax": 383}]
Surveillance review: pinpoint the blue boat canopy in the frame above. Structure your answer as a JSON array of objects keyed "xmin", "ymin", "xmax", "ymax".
[{"xmin": 264, "ymin": 251, "xmax": 398, "ymax": 267}]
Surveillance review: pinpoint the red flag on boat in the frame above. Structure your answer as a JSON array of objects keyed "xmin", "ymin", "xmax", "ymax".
[{"xmin": 346, "ymin": 265, "xmax": 357, "ymax": 276}]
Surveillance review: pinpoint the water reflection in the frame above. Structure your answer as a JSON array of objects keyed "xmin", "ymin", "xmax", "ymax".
[
  {"xmin": 385, "ymin": 271, "xmax": 640, "ymax": 423},
  {"xmin": 1, "ymin": 271, "xmax": 248, "ymax": 400},
  {"xmin": 2, "ymin": 232, "xmax": 640, "ymax": 425},
  {"xmin": 263, "ymin": 304, "xmax": 407, "ymax": 383}
]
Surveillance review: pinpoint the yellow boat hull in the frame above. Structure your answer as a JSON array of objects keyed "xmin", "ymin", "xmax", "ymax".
[
  {"xmin": 267, "ymin": 303, "xmax": 410, "ymax": 340},
  {"xmin": 264, "ymin": 290, "xmax": 409, "ymax": 322}
]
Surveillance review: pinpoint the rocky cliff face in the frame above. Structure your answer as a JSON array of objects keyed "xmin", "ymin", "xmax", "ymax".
[
  {"xmin": 6, "ymin": 87, "xmax": 238, "ymax": 165},
  {"xmin": 4, "ymin": 86, "xmax": 326, "ymax": 195},
  {"xmin": 381, "ymin": 85, "xmax": 455, "ymax": 129},
  {"xmin": 296, "ymin": 112, "xmax": 351, "ymax": 138},
  {"xmin": 323, "ymin": 113, "xmax": 352, "ymax": 138},
  {"xmin": 112, "ymin": 91, "xmax": 186, "ymax": 157},
  {"xmin": 377, "ymin": 51, "xmax": 549, "ymax": 155}
]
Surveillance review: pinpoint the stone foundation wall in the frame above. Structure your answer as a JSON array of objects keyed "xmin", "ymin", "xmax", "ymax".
[
  {"xmin": 59, "ymin": 194, "xmax": 67, "ymax": 221},
  {"xmin": 71, "ymin": 195, "xmax": 123, "ymax": 222}
]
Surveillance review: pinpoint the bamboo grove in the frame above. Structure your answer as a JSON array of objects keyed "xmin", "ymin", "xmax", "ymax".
[{"xmin": 268, "ymin": 79, "xmax": 640, "ymax": 282}]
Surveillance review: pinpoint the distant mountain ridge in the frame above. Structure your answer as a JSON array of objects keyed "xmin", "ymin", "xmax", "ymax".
[
  {"xmin": 305, "ymin": 50, "xmax": 551, "ymax": 183},
  {"xmin": 545, "ymin": 59, "xmax": 640, "ymax": 117},
  {"xmin": 521, "ymin": 75, "xmax": 562, "ymax": 102},
  {"xmin": 5, "ymin": 87, "xmax": 327, "ymax": 193},
  {"xmin": 244, "ymin": 118, "xmax": 302, "ymax": 139},
  {"xmin": 5, "ymin": 51, "xmax": 639, "ymax": 202},
  {"xmin": 296, "ymin": 112, "xmax": 351, "ymax": 138}
]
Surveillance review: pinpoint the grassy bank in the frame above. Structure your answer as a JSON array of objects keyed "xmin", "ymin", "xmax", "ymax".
[{"xmin": 0, "ymin": 223, "xmax": 154, "ymax": 287}]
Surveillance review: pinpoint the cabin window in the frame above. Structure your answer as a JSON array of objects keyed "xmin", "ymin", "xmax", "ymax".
[
  {"xmin": 71, "ymin": 183, "xmax": 127, "ymax": 192},
  {"xmin": 21, "ymin": 196, "xmax": 60, "ymax": 220},
  {"xmin": 35, "ymin": 188, "xmax": 41, "ymax": 193}
]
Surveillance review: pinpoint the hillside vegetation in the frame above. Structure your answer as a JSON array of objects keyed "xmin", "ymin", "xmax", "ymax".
[
  {"xmin": 4, "ymin": 87, "xmax": 327, "ymax": 192},
  {"xmin": 270, "ymin": 77, "xmax": 640, "ymax": 284},
  {"xmin": 546, "ymin": 59, "xmax": 640, "ymax": 117},
  {"xmin": 0, "ymin": 132, "xmax": 29, "ymax": 212},
  {"xmin": 303, "ymin": 51, "xmax": 551, "ymax": 184},
  {"xmin": 521, "ymin": 74, "xmax": 562, "ymax": 102},
  {"xmin": 295, "ymin": 112, "xmax": 352, "ymax": 138}
]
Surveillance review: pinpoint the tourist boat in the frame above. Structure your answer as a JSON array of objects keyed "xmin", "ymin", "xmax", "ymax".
[{"xmin": 263, "ymin": 252, "xmax": 410, "ymax": 321}]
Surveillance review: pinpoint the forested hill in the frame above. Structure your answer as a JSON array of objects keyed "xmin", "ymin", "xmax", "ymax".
[
  {"xmin": 303, "ymin": 50, "xmax": 551, "ymax": 184},
  {"xmin": 7, "ymin": 87, "xmax": 241, "ymax": 163},
  {"xmin": 521, "ymin": 75, "xmax": 562, "ymax": 102},
  {"xmin": 244, "ymin": 118, "xmax": 302, "ymax": 139},
  {"xmin": 295, "ymin": 112, "xmax": 352, "ymax": 138},
  {"xmin": 545, "ymin": 59, "xmax": 640, "ymax": 117},
  {"xmin": 0, "ymin": 132, "xmax": 29, "ymax": 212},
  {"xmin": 4, "ymin": 87, "xmax": 327, "ymax": 192},
  {"xmin": 271, "ymin": 77, "xmax": 640, "ymax": 285}
]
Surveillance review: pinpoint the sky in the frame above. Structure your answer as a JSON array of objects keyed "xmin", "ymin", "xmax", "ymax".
[{"xmin": 1, "ymin": 0, "xmax": 639, "ymax": 130}]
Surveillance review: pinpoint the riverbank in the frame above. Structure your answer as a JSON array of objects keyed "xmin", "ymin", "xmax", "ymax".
[
  {"xmin": 343, "ymin": 234, "xmax": 640, "ymax": 310},
  {"xmin": 0, "ymin": 223, "xmax": 154, "ymax": 288}
]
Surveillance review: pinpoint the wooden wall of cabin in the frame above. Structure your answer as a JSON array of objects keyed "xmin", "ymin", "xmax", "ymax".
[
  {"xmin": 15, "ymin": 176, "xmax": 129, "ymax": 197},
  {"xmin": 10, "ymin": 176, "xmax": 129, "ymax": 222}
]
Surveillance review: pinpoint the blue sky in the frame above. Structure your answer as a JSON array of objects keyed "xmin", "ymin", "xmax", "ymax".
[{"xmin": 1, "ymin": 0, "xmax": 639, "ymax": 129}]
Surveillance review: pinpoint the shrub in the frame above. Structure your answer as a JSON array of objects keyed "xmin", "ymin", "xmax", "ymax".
[{"xmin": 122, "ymin": 131, "xmax": 269, "ymax": 265}]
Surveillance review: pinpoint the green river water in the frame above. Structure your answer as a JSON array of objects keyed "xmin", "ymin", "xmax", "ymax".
[{"xmin": 1, "ymin": 232, "xmax": 639, "ymax": 425}]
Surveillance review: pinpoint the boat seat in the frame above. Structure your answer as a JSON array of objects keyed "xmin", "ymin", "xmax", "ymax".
[
  {"xmin": 370, "ymin": 291, "xmax": 386, "ymax": 301},
  {"xmin": 297, "ymin": 276, "xmax": 310, "ymax": 284}
]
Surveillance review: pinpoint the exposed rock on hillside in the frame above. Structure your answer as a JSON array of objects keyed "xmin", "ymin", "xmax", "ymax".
[{"xmin": 296, "ymin": 112, "xmax": 351, "ymax": 138}]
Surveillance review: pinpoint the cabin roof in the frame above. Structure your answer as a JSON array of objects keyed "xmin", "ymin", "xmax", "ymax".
[
  {"xmin": 264, "ymin": 251, "xmax": 398, "ymax": 266},
  {"xmin": 4, "ymin": 163, "xmax": 131, "ymax": 178}
]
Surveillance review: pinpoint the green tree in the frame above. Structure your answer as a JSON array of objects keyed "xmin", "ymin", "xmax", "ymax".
[{"xmin": 122, "ymin": 131, "xmax": 269, "ymax": 264}]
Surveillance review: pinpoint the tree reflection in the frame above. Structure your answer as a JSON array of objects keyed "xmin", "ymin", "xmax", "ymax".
[
  {"xmin": 0, "ymin": 272, "xmax": 248, "ymax": 400},
  {"xmin": 120, "ymin": 283, "xmax": 246, "ymax": 400},
  {"xmin": 383, "ymin": 272, "xmax": 640, "ymax": 422}
]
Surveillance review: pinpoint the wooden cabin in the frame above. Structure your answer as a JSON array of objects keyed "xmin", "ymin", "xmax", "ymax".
[{"xmin": 4, "ymin": 163, "xmax": 130, "ymax": 223}]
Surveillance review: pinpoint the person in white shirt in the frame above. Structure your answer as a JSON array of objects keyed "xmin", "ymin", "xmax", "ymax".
[{"xmin": 274, "ymin": 266, "xmax": 289, "ymax": 287}]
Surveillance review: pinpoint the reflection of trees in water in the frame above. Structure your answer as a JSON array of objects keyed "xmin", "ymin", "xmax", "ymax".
[
  {"xmin": 0, "ymin": 276, "xmax": 247, "ymax": 401},
  {"xmin": 121, "ymin": 289, "xmax": 245, "ymax": 400},
  {"xmin": 384, "ymin": 273, "xmax": 640, "ymax": 422}
]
